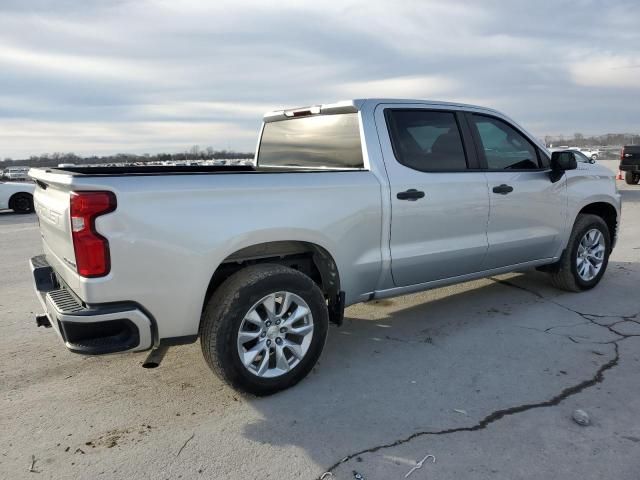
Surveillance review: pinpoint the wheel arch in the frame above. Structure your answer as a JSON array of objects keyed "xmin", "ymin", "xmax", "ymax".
[
  {"xmin": 8, "ymin": 190, "xmax": 33, "ymax": 210},
  {"xmin": 201, "ymin": 240, "xmax": 342, "ymax": 326},
  {"xmin": 578, "ymin": 201, "xmax": 618, "ymax": 247}
]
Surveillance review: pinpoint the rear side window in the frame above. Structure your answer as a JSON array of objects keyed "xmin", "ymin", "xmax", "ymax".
[
  {"xmin": 471, "ymin": 115, "xmax": 540, "ymax": 170},
  {"xmin": 385, "ymin": 110, "xmax": 468, "ymax": 172},
  {"xmin": 257, "ymin": 113, "xmax": 364, "ymax": 169}
]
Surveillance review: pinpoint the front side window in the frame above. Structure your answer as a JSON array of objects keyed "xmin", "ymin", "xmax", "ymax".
[
  {"xmin": 386, "ymin": 110, "xmax": 468, "ymax": 172},
  {"xmin": 471, "ymin": 115, "xmax": 540, "ymax": 170}
]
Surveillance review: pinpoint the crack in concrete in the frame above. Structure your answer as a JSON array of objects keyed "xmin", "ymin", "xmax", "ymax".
[
  {"xmin": 319, "ymin": 277, "xmax": 639, "ymax": 478},
  {"xmin": 515, "ymin": 322, "xmax": 616, "ymax": 345},
  {"xmin": 490, "ymin": 278, "xmax": 640, "ymax": 334},
  {"xmin": 544, "ymin": 321, "xmax": 591, "ymax": 332},
  {"xmin": 321, "ymin": 344, "xmax": 619, "ymax": 478}
]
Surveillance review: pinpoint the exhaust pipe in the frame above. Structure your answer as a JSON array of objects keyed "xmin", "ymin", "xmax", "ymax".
[{"xmin": 142, "ymin": 346, "xmax": 169, "ymax": 369}]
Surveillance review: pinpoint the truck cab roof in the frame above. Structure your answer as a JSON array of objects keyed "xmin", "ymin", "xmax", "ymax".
[{"xmin": 263, "ymin": 98, "xmax": 502, "ymax": 122}]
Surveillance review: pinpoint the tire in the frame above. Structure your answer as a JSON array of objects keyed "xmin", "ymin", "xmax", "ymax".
[
  {"xmin": 200, "ymin": 264, "xmax": 329, "ymax": 396},
  {"xmin": 591, "ymin": 154, "xmax": 598, "ymax": 161},
  {"xmin": 10, "ymin": 192, "xmax": 34, "ymax": 214},
  {"xmin": 548, "ymin": 214, "xmax": 611, "ymax": 292},
  {"xmin": 625, "ymin": 171, "xmax": 640, "ymax": 185}
]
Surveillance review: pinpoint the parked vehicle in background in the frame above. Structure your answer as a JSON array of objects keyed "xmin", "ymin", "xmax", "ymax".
[
  {"xmin": 28, "ymin": 99, "xmax": 621, "ymax": 395},
  {"xmin": 569, "ymin": 147, "xmax": 600, "ymax": 161},
  {"xmin": 2, "ymin": 166, "xmax": 31, "ymax": 181},
  {"xmin": 620, "ymin": 145, "xmax": 640, "ymax": 185},
  {"xmin": 549, "ymin": 148, "xmax": 595, "ymax": 164},
  {"xmin": 0, "ymin": 180, "xmax": 35, "ymax": 213},
  {"xmin": 572, "ymin": 150, "xmax": 596, "ymax": 164}
]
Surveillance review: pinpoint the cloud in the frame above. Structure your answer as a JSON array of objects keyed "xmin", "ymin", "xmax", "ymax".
[
  {"xmin": 0, "ymin": 0, "xmax": 639, "ymax": 158},
  {"xmin": 0, "ymin": 44, "xmax": 164, "ymax": 85},
  {"xmin": 137, "ymin": 101, "xmax": 282, "ymax": 121},
  {"xmin": 0, "ymin": 119, "xmax": 256, "ymax": 158},
  {"xmin": 336, "ymin": 75, "xmax": 460, "ymax": 99},
  {"xmin": 569, "ymin": 55, "xmax": 640, "ymax": 89}
]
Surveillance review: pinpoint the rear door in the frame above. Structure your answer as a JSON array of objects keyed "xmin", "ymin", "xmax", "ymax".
[
  {"xmin": 466, "ymin": 113, "xmax": 566, "ymax": 269},
  {"xmin": 375, "ymin": 105, "xmax": 490, "ymax": 287}
]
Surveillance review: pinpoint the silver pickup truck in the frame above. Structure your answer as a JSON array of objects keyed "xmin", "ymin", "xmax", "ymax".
[{"xmin": 29, "ymin": 99, "xmax": 621, "ymax": 395}]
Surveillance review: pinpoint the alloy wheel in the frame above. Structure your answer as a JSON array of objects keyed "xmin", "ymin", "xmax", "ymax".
[
  {"xmin": 576, "ymin": 228, "xmax": 605, "ymax": 281},
  {"xmin": 236, "ymin": 292, "xmax": 314, "ymax": 378}
]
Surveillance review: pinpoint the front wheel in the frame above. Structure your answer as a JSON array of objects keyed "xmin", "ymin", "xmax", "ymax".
[
  {"xmin": 200, "ymin": 264, "xmax": 329, "ymax": 396},
  {"xmin": 548, "ymin": 214, "xmax": 611, "ymax": 292},
  {"xmin": 625, "ymin": 171, "xmax": 640, "ymax": 185}
]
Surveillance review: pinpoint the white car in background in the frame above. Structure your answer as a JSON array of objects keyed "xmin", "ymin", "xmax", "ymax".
[
  {"xmin": 549, "ymin": 148, "xmax": 596, "ymax": 164},
  {"xmin": 569, "ymin": 147, "xmax": 600, "ymax": 161},
  {"xmin": 0, "ymin": 180, "xmax": 35, "ymax": 213},
  {"xmin": 3, "ymin": 166, "xmax": 31, "ymax": 181}
]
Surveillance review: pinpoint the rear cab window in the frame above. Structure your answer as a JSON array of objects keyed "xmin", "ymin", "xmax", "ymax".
[{"xmin": 257, "ymin": 113, "xmax": 364, "ymax": 170}]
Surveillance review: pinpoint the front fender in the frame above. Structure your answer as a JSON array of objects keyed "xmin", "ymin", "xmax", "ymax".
[{"xmin": 563, "ymin": 169, "xmax": 621, "ymax": 251}]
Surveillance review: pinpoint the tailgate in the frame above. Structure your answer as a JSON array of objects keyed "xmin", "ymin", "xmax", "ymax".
[{"xmin": 30, "ymin": 172, "xmax": 80, "ymax": 292}]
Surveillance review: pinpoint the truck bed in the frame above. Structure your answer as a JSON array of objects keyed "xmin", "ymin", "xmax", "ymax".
[
  {"xmin": 38, "ymin": 164, "xmax": 363, "ymax": 177},
  {"xmin": 41, "ymin": 164, "xmax": 256, "ymax": 176},
  {"xmin": 28, "ymin": 165, "xmax": 383, "ymax": 342}
]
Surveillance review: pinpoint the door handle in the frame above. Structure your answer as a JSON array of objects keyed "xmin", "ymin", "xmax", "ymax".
[
  {"xmin": 492, "ymin": 184, "xmax": 514, "ymax": 195},
  {"xmin": 397, "ymin": 189, "xmax": 425, "ymax": 201}
]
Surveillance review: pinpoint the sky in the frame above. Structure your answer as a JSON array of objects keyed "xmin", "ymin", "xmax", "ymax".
[{"xmin": 1, "ymin": 0, "xmax": 639, "ymax": 158}]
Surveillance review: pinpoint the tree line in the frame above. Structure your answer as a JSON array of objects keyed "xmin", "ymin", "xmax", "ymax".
[
  {"xmin": 544, "ymin": 133, "xmax": 640, "ymax": 148},
  {"xmin": 1, "ymin": 146, "xmax": 254, "ymax": 169}
]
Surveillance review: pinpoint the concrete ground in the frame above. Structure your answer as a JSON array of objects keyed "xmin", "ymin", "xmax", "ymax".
[{"xmin": 1, "ymin": 165, "xmax": 639, "ymax": 479}]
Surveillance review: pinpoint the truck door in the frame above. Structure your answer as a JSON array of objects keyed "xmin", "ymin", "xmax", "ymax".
[
  {"xmin": 466, "ymin": 113, "xmax": 566, "ymax": 269},
  {"xmin": 375, "ymin": 105, "xmax": 490, "ymax": 287}
]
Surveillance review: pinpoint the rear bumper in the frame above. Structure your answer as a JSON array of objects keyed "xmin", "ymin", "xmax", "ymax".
[{"xmin": 30, "ymin": 255, "xmax": 153, "ymax": 355}]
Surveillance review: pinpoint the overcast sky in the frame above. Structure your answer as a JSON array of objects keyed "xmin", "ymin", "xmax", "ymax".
[{"xmin": 1, "ymin": 0, "xmax": 639, "ymax": 158}]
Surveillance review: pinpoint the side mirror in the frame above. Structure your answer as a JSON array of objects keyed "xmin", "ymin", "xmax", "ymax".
[{"xmin": 551, "ymin": 151, "xmax": 577, "ymax": 171}]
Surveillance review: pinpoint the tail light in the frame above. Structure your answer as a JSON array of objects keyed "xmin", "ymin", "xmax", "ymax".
[
  {"xmin": 70, "ymin": 191, "xmax": 117, "ymax": 277},
  {"xmin": 621, "ymin": 147, "xmax": 625, "ymax": 161}
]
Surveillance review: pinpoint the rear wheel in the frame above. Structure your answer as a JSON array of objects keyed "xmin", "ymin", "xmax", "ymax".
[
  {"xmin": 625, "ymin": 171, "xmax": 640, "ymax": 185},
  {"xmin": 10, "ymin": 192, "xmax": 34, "ymax": 213},
  {"xmin": 548, "ymin": 214, "xmax": 610, "ymax": 292},
  {"xmin": 200, "ymin": 264, "xmax": 329, "ymax": 396}
]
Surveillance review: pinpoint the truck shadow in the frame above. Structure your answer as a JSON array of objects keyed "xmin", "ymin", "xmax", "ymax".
[{"xmin": 240, "ymin": 261, "xmax": 639, "ymax": 474}]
